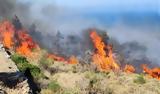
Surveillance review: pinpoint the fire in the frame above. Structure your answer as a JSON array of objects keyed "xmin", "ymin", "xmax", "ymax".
[
  {"xmin": 0, "ymin": 20, "xmax": 15, "ymax": 48},
  {"xmin": 124, "ymin": 64, "xmax": 135, "ymax": 73},
  {"xmin": 16, "ymin": 41, "xmax": 32, "ymax": 56},
  {"xmin": 17, "ymin": 30, "xmax": 38, "ymax": 50},
  {"xmin": 47, "ymin": 54, "xmax": 66, "ymax": 62},
  {"xmin": 2, "ymin": 31, "xmax": 14, "ymax": 49},
  {"xmin": 0, "ymin": 20, "xmax": 38, "ymax": 57},
  {"xmin": 68, "ymin": 55, "xmax": 78, "ymax": 64},
  {"xmin": 47, "ymin": 54, "xmax": 78, "ymax": 64},
  {"xmin": 142, "ymin": 64, "xmax": 160, "ymax": 80},
  {"xmin": 16, "ymin": 31, "xmax": 38, "ymax": 57},
  {"xmin": 2, "ymin": 19, "xmax": 160, "ymax": 81},
  {"xmin": 90, "ymin": 30, "xmax": 119, "ymax": 71}
]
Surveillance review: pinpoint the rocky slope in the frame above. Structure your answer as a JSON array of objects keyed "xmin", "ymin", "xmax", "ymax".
[{"xmin": 0, "ymin": 44, "xmax": 31, "ymax": 94}]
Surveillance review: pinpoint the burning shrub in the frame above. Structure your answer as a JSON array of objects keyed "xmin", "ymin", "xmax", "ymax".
[{"xmin": 134, "ymin": 74, "xmax": 146, "ymax": 84}]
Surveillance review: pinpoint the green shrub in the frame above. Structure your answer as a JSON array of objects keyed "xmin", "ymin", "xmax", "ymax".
[
  {"xmin": 40, "ymin": 56, "xmax": 53, "ymax": 69},
  {"xmin": 48, "ymin": 80, "xmax": 61, "ymax": 92},
  {"xmin": 134, "ymin": 74, "xmax": 146, "ymax": 84},
  {"xmin": 11, "ymin": 53, "xmax": 28, "ymax": 64},
  {"xmin": 11, "ymin": 53, "xmax": 44, "ymax": 79}
]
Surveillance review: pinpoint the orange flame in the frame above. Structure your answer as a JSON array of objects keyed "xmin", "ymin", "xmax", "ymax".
[
  {"xmin": 2, "ymin": 31, "xmax": 14, "ymax": 49},
  {"xmin": 90, "ymin": 30, "xmax": 119, "ymax": 71},
  {"xmin": 0, "ymin": 20, "xmax": 15, "ymax": 48},
  {"xmin": 16, "ymin": 41, "xmax": 32, "ymax": 56},
  {"xmin": 142, "ymin": 64, "xmax": 160, "ymax": 80},
  {"xmin": 68, "ymin": 55, "xmax": 78, "ymax": 64},
  {"xmin": 0, "ymin": 20, "xmax": 38, "ymax": 57},
  {"xmin": 124, "ymin": 64, "xmax": 135, "ymax": 73},
  {"xmin": 2, "ymin": 20, "xmax": 160, "ymax": 80},
  {"xmin": 15, "ymin": 30, "xmax": 38, "ymax": 57},
  {"xmin": 17, "ymin": 30, "xmax": 38, "ymax": 49},
  {"xmin": 47, "ymin": 54, "xmax": 66, "ymax": 62}
]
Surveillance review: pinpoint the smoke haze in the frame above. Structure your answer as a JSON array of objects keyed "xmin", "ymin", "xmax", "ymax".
[{"xmin": 0, "ymin": 0, "xmax": 159, "ymax": 66}]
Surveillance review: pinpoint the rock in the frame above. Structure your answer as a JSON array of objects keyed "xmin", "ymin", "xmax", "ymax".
[{"xmin": 0, "ymin": 44, "xmax": 31, "ymax": 94}]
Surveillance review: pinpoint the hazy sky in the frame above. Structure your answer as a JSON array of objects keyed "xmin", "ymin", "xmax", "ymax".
[{"xmin": 20, "ymin": 0, "xmax": 159, "ymax": 13}]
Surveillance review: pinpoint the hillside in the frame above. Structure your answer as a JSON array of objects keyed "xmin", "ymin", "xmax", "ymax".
[
  {"xmin": 39, "ymin": 62, "xmax": 160, "ymax": 94},
  {"xmin": 0, "ymin": 19, "xmax": 159, "ymax": 94},
  {"xmin": 0, "ymin": 48, "xmax": 160, "ymax": 94},
  {"xmin": 0, "ymin": 44, "xmax": 31, "ymax": 94}
]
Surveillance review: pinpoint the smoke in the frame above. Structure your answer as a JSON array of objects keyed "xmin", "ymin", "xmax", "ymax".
[
  {"xmin": 0, "ymin": 0, "xmax": 160, "ymax": 67},
  {"xmin": 107, "ymin": 23, "xmax": 160, "ymax": 67},
  {"xmin": 0, "ymin": 0, "xmax": 16, "ymax": 19},
  {"xmin": 0, "ymin": 0, "xmax": 31, "ymax": 23}
]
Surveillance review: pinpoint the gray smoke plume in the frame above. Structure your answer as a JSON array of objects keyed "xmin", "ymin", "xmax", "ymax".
[
  {"xmin": 108, "ymin": 23, "xmax": 160, "ymax": 68},
  {"xmin": 0, "ymin": 0, "xmax": 160, "ymax": 68},
  {"xmin": 0, "ymin": 0, "xmax": 16, "ymax": 19}
]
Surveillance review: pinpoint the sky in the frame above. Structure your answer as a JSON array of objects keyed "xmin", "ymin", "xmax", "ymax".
[{"xmin": 20, "ymin": 0, "xmax": 159, "ymax": 13}]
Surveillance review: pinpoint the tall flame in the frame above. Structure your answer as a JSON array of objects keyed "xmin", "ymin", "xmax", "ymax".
[
  {"xmin": 0, "ymin": 20, "xmax": 38, "ymax": 57},
  {"xmin": 2, "ymin": 31, "xmax": 14, "ymax": 49},
  {"xmin": 90, "ymin": 30, "xmax": 119, "ymax": 71},
  {"xmin": 0, "ymin": 20, "xmax": 15, "ymax": 49},
  {"xmin": 16, "ymin": 30, "xmax": 38, "ymax": 57}
]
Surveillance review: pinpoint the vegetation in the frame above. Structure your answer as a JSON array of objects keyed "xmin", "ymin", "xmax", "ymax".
[
  {"xmin": 10, "ymin": 53, "xmax": 160, "ymax": 94},
  {"xmin": 48, "ymin": 80, "xmax": 61, "ymax": 92},
  {"xmin": 39, "ymin": 56, "xmax": 53, "ymax": 69},
  {"xmin": 134, "ymin": 74, "xmax": 146, "ymax": 84},
  {"xmin": 11, "ymin": 53, "xmax": 44, "ymax": 79}
]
